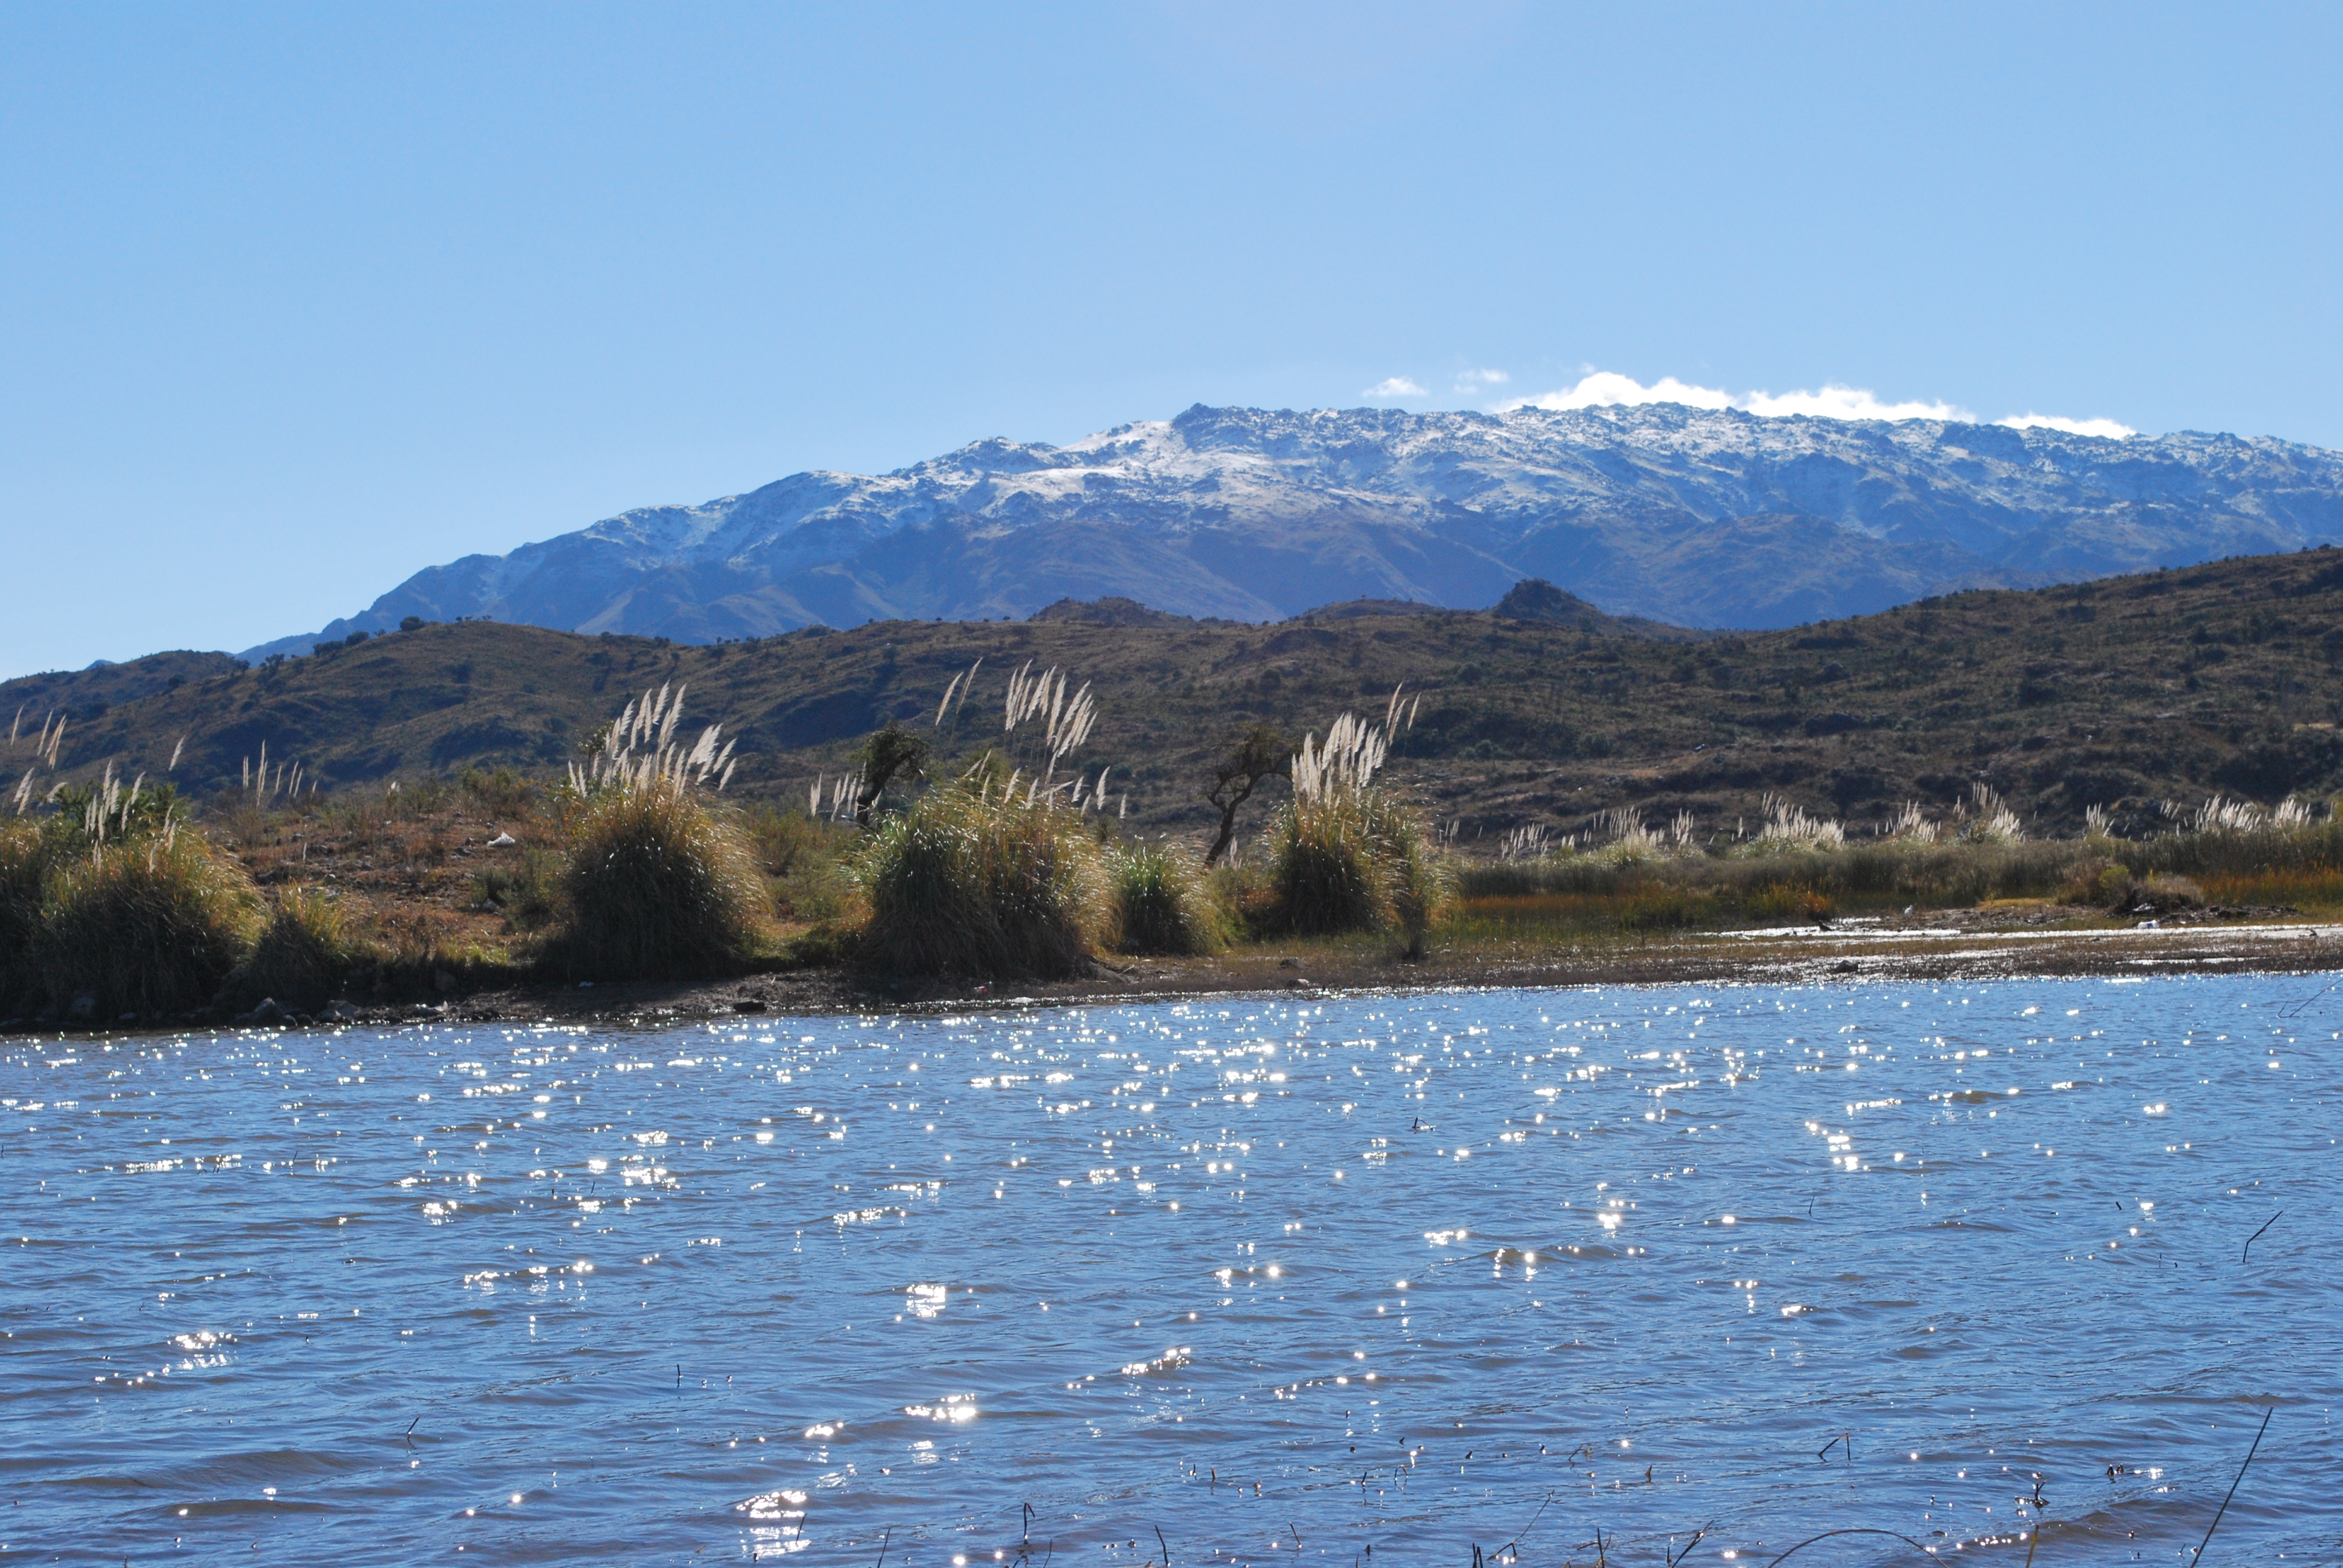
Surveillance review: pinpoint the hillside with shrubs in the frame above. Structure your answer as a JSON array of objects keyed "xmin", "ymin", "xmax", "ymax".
[
  {"xmin": 3, "ymin": 548, "xmax": 2342, "ymax": 1021},
  {"xmin": 14, "ymin": 547, "xmax": 2343, "ymax": 841}
]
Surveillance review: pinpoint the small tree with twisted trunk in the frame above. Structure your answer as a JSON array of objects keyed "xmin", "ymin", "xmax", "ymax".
[
  {"xmin": 1202, "ymin": 724, "xmax": 1291, "ymax": 866},
  {"xmin": 853, "ymin": 722, "xmax": 932, "ymax": 826}
]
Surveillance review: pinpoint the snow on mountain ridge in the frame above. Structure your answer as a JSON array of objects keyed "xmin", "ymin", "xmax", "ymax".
[{"xmin": 243, "ymin": 401, "xmax": 2343, "ymax": 659}]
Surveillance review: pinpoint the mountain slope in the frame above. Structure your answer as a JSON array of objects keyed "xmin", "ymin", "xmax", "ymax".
[
  {"xmin": 33, "ymin": 550, "xmax": 2343, "ymax": 843},
  {"xmin": 249, "ymin": 402, "xmax": 2343, "ymax": 656}
]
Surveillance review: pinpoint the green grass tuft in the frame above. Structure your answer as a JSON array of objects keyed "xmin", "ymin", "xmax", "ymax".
[
  {"xmin": 1110, "ymin": 839, "xmax": 1222, "ymax": 956},
  {"xmin": 0, "ymin": 822, "xmax": 65, "ymax": 1010},
  {"xmin": 545, "ymin": 780, "xmax": 768, "ymax": 980},
  {"xmin": 233, "ymin": 887, "xmax": 375, "ymax": 1008},
  {"xmin": 35, "ymin": 834, "xmax": 259, "ymax": 1018},
  {"xmin": 1266, "ymin": 788, "xmax": 1450, "ymax": 952},
  {"xmin": 853, "ymin": 788, "xmax": 1112, "ymax": 978}
]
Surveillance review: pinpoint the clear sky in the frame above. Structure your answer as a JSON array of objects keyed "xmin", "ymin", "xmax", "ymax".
[{"xmin": 3, "ymin": 2, "xmax": 2338, "ymax": 677}]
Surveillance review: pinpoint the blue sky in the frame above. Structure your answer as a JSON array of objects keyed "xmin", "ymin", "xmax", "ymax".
[{"xmin": 3, "ymin": 2, "xmax": 2338, "ymax": 677}]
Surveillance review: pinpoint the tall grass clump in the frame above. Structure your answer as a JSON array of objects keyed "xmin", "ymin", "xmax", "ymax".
[
  {"xmin": 543, "ymin": 689, "xmax": 765, "ymax": 980},
  {"xmin": 548, "ymin": 781, "xmax": 767, "ymax": 979},
  {"xmin": 853, "ymin": 785, "xmax": 1113, "ymax": 977},
  {"xmin": 36, "ymin": 832, "xmax": 259, "ymax": 1017},
  {"xmin": 1267, "ymin": 705, "xmax": 1450, "ymax": 954},
  {"xmin": 234, "ymin": 887, "xmax": 374, "ymax": 1008},
  {"xmin": 1743, "ymin": 794, "xmax": 1847, "ymax": 855},
  {"xmin": 0, "ymin": 822, "xmax": 62, "ymax": 1009},
  {"xmin": 1111, "ymin": 838, "xmax": 1222, "ymax": 956},
  {"xmin": 1953, "ymin": 784, "xmax": 2025, "ymax": 844},
  {"xmin": 848, "ymin": 663, "xmax": 1123, "ymax": 977}
]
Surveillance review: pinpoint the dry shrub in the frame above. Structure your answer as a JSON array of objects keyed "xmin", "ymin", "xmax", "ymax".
[
  {"xmin": 1617, "ymin": 888, "xmax": 1722, "ymax": 932},
  {"xmin": 472, "ymin": 848, "xmax": 563, "ymax": 930},
  {"xmin": 1743, "ymin": 883, "xmax": 1835, "ymax": 924},
  {"xmin": 2111, "ymin": 872, "xmax": 2204, "ymax": 915},
  {"xmin": 459, "ymin": 765, "xmax": 538, "ymax": 818},
  {"xmin": 1110, "ymin": 839, "xmax": 1222, "ymax": 956},
  {"xmin": 545, "ymin": 780, "xmax": 767, "ymax": 980},
  {"xmin": 366, "ymin": 908, "xmax": 498, "ymax": 995},
  {"xmin": 36, "ymin": 834, "xmax": 259, "ymax": 1018},
  {"xmin": 234, "ymin": 888, "xmax": 374, "ymax": 1008},
  {"xmin": 2056, "ymin": 859, "xmax": 2131, "ymax": 907},
  {"xmin": 740, "ymin": 805, "xmax": 839, "ymax": 878},
  {"xmin": 740, "ymin": 805, "xmax": 860, "ymax": 924},
  {"xmin": 853, "ymin": 789, "xmax": 1111, "ymax": 978}
]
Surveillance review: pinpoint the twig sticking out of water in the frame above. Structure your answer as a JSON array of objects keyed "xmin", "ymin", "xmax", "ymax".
[
  {"xmin": 1761, "ymin": 1527, "xmax": 1932, "ymax": 1566},
  {"xmin": 2241, "ymin": 1209, "xmax": 2282, "ymax": 1263},
  {"xmin": 1495, "ymin": 1491, "xmax": 1554, "ymax": 1561},
  {"xmin": 1157, "ymin": 1524, "xmax": 1171, "ymax": 1566},
  {"xmin": 2015, "ymin": 1467, "xmax": 2051, "ymax": 1568},
  {"xmin": 2276, "ymin": 979, "xmax": 2336, "ymax": 1019},
  {"xmin": 2192, "ymin": 1404, "xmax": 2273, "ymax": 1564},
  {"xmin": 874, "ymin": 1525, "xmax": 891, "ymax": 1568},
  {"xmin": 1816, "ymin": 1431, "xmax": 1850, "ymax": 1462},
  {"xmin": 1664, "ymin": 1523, "xmax": 1711, "ymax": 1567}
]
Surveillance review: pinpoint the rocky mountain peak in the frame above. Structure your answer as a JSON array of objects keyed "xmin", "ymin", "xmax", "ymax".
[{"xmin": 241, "ymin": 401, "xmax": 2343, "ymax": 662}]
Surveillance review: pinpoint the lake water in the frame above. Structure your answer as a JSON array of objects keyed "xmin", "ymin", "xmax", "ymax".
[{"xmin": 4, "ymin": 975, "xmax": 2336, "ymax": 1567}]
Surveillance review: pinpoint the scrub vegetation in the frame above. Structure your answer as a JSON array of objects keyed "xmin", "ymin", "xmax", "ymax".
[
  {"xmin": 5, "ymin": 552, "xmax": 2343, "ymax": 1020},
  {"xmin": 16, "ymin": 548, "xmax": 2343, "ymax": 844}
]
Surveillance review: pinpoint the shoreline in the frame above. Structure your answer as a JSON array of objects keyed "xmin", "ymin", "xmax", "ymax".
[{"xmin": 16, "ymin": 916, "xmax": 2340, "ymax": 1040}]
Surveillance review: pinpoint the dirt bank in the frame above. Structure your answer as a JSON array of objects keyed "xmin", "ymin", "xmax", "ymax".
[{"xmin": 234, "ymin": 915, "xmax": 2343, "ymax": 1034}]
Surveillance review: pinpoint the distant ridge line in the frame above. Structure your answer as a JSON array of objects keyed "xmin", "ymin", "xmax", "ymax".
[{"xmin": 238, "ymin": 400, "xmax": 2343, "ymax": 661}]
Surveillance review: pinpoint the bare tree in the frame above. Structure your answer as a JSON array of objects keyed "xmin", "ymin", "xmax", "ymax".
[{"xmin": 1202, "ymin": 724, "xmax": 1290, "ymax": 866}]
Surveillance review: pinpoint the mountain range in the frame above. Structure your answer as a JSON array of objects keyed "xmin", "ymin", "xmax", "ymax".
[{"xmin": 247, "ymin": 401, "xmax": 2343, "ymax": 658}]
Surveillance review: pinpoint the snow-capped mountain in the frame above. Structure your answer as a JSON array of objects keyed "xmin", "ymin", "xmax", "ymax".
[{"xmin": 251, "ymin": 401, "xmax": 2343, "ymax": 656}]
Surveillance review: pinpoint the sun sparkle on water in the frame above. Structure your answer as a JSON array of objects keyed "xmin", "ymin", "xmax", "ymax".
[{"xmin": 2, "ymin": 973, "xmax": 2334, "ymax": 1563}]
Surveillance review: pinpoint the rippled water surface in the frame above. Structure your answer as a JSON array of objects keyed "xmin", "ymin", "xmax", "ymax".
[{"xmin": 5, "ymin": 974, "xmax": 2339, "ymax": 1566}]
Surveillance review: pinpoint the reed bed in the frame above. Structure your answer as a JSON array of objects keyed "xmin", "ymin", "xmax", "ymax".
[
  {"xmin": 2201, "ymin": 866, "xmax": 2343, "ymax": 910},
  {"xmin": 9, "ymin": 650, "xmax": 2340, "ymax": 1009},
  {"xmin": 1461, "ymin": 794, "xmax": 2343, "ymax": 933}
]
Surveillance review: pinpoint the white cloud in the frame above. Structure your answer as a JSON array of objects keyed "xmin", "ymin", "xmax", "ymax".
[
  {"xmin": 1997, "ymin": 412, "xmax": 2138, "ymax": 439},
  {"xmin": 1509, "ymin": 370, "xmax": 1964, "ymax": 421},
  {"xmin": 1740, "ymin": 385, "xmax": 1968, "ymax": 422},
  {"xmin": 1363, "ymin": 376, "xmax": 1426, "ymax": 399},
  {"xmin": 1503, "ymin": 370, "xmax": 2135, "ymax": 436},
  {"xmin": 1452, "ymin": 368, "xmax": 1510, "ymax": 392}
]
